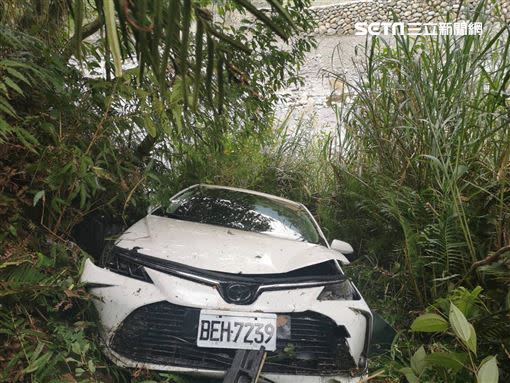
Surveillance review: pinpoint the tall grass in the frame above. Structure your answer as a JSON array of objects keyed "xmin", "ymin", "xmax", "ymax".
[
  {"xmin": 332, "ymin": 10, "xmax": 510, "ymax": 308},
  {"xmin": 325, "ymin": 9, "xmax": 510, "ymax": 377}
]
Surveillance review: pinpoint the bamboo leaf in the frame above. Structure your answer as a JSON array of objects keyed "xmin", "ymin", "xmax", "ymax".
[
  {"xmin": 113, "ymin": 0, "xmax": 132, "ymax": 59},
  {"xmin": 193, "ymin": 19, "xmax": 204, "ymax": 110},
  {"xmin": 0, "ymin": 117, "xmax": 13, "ymax": 140},
  {"xmin": 161, "ymin": 0, "xmax": 181, "ymax": 89},
  {"xmin": 73, "ymin": 0, "xmax": 84, "ymax": 60},
  {"xmin": 216, "ymin": 53, "xmax": 224, "ymax": 113},
  {"xmin": 205, "ymin": 35, "xmax": 214, "ymax": 102},
  {"xmin": 14, "ymin": 126, "xmax": 39, "ymax": 150},
  {"xmin": 202, "ymin": 21, "xmax": 251, "ymax": 54},
  {"xmin": 181, "ymin": 0, "xmax": 192, "ymax": 57},
  {"xmin": 5, "ymin": 67, "xmax": 31, "ymax": 85},
  {"xmin": 79, "ymin": 185, "xmax": 87, "ymax": 208},
  {"xmin": 33, "ymin": 190, "xmax": 45, "ymax": 207},
  {"xmin": 5, "ymin": 77, "xmax": 24, "ymax": 95},
  {"xmin": 136, "ymin": 0, "xmax": 150, "ymax": 79},
  {"xmin": 173, "ymin": 105, "xmax": 183, "ymax": 133},
  {"xmin": 232, "ymin": 0, "xmax": 289, "ymax": 40},
  {"xmin": 171, "ymin": 0, "xmax": 181, "ymax": 43},
  {"xmin": 153, "ymin": 0, "xmax": 164, "ymax": 50},
  {"xmin": 0, "ymin": 81, "xmax": 8, "ymax": 95},
  {"xmin": 181, "ymin": 0, "xmax": 192, "ymax": 107},
  {"xmin": 265, "ymin": 0, "xmax": 295, "ymax": 27},
  {"xmin": 169, "ymin": 76, "xmax": 184, "ymax": 105},
  {"xmin": 0, "ymin": 59, "xmax": 33, "ymax": 69},
  {"xmin": 0, "ymin": 95, "xmax": 17, "ymax": 117},
  {"xmin": 103, "ymin": 0, "xmax": 123, "ymax": 77},
  {"xmin": 144, "ymin": 115, "xmax": 156, "ymax": 137},
  {"xmin": 24, "ymin": 351, "xmax": 53, "ymax": 373}
]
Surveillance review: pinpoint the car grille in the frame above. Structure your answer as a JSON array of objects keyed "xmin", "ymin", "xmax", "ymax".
[{"xmin": 110, "ymin": 301, "xmax": 357, "ymax": 375}]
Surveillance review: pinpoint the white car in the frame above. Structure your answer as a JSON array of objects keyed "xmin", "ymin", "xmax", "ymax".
[{"xmin": 81, "ymin": 184, "xmax": 372, "ymax": 383}]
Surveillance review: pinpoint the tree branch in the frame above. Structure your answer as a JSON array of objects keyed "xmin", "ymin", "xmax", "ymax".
[
  {"xmin": 470, "ymin": 245, "xmax": 510, "ymax": 272},
  {"xmin": 62, "ymin": 17, "xmax": 103, "ymax": 61},
  {"xmin": 135, "ymin": 134, "xmax": 158, "ymax": 160},
  {"xmin": 454, "ymin": 244, "xmax": 510, "ymax": 289}
]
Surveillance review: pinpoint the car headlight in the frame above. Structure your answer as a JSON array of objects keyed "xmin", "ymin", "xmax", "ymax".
[
  {"xmin": 317, "ymin": 280, "xmax": 359, "ymax": 301},
  {"xmin": 103, "ymin": 247, "xmax": 152, "ymax": 283}
]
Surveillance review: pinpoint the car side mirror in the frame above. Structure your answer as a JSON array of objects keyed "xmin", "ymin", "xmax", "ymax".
[
  {"xmin": 331, "ymin": 240, "xmax": 357, "ymax": 263},
  {"xmin": 330, "ymin": 239, "xmax": 354, "ymax": 255}
]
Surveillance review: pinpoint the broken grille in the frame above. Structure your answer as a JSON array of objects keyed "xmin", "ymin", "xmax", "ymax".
[{"xmin": 110, "ymin": 301, "xmax": 357, "ymax": 375}]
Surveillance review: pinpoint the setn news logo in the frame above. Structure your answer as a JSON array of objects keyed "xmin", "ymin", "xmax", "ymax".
[{"xmin": 355, "ymin": 21, "xmax": 483, "ymax": 36}]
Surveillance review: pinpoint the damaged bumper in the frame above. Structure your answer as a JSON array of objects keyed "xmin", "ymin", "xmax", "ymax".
[{"xmin": 81, "ymin": 258, "xmax": 372, "ymax": 382}]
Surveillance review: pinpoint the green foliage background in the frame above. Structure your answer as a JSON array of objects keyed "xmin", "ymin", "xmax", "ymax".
[{"xmin": 1, "ymin": 0, "xmax": 509, "ymax": 382}]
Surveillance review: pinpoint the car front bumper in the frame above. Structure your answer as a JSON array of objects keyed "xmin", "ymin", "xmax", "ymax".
[
  {"xmin": 80, "ymin": 258, "xmax": 372, "ymax": 382},
  {"xmin": 104, "ymin": 347, "xmax": 365, "ymax": 383}
]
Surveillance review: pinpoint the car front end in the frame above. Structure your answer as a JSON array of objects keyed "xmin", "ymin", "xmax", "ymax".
[{"xmin": 81, "ymin": 185, "xmax": 372, "ymax": 383}]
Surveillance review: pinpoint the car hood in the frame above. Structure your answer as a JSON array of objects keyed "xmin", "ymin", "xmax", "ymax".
[{"xmin": 116, "ymin": 215, "xmax": 347, "ymax": 274}]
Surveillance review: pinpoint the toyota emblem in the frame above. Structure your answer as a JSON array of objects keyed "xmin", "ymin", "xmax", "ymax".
[{"xmin": 225, "ymin": 283, "xmax": 255, "ymax": 304}]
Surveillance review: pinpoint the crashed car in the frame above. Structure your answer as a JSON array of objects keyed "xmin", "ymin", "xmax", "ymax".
[{"xmin": 81, "ymin": 184, "xmax": 372, "ymax": 383}]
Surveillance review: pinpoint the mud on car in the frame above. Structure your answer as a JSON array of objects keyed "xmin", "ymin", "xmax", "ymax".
[{"xmin": 81, "ymin": 184, "xmax": 372, "ymax": 383}]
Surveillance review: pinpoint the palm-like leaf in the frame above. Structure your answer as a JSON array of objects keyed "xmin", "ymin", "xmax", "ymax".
[{"xmin": 420, "ymin": 212, "xmax": 471, "ymax": 301}]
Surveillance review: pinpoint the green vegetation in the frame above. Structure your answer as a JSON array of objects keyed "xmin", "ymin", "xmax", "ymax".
[
  {"xmin": 327, "ymin": 6, "xmax": 510, "ymax": 381},
  {"xmin": 0, "ymin": 0, "xmax": 314, "ymax": 381},
  {"xmin": 403, "ymin": 287, "xmax": 498, "ymax": 382},
  {"xmin": 1, "ymin": 0, "xmax": 509, "ymax": 382}
]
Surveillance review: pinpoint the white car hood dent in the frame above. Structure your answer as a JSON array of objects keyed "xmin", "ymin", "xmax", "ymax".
[{"xmin": 116, "ymin": 215, "xmax": 346, "ymax": 274}]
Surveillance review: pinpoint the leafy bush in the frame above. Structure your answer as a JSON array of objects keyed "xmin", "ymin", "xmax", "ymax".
[
  {"xmin": 400, "ymin": 287, "xmax": 499, "ymax": 383},
  {"xmin": 0, "ymin": 25, "xmax": 149, "ymax": 382}
]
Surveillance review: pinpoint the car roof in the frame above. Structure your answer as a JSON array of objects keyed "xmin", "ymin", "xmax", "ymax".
[{"xmin": 189, "ymin": 184, "xmax": 303, "ymax": 208}]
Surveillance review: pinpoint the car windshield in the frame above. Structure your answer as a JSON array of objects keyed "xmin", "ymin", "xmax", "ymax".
[{"xmin": 159, "ymin": 186, "xmax": 325, "ymax": 245}]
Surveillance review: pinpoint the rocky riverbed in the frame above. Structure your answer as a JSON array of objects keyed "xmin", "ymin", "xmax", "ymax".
[{"xmin": 276, "ymin": 34, "xmax": 367, "ymax": 131}]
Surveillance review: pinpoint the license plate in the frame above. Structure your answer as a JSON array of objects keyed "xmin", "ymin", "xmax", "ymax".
[{"xmin": 197, "ymin": 310, "xmax": 277, "ymax": 351}]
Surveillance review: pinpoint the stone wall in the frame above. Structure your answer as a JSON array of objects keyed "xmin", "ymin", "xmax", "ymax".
[{"xmin": 309, "ymin": 0, "xmax": 510, "ymax": 36}]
